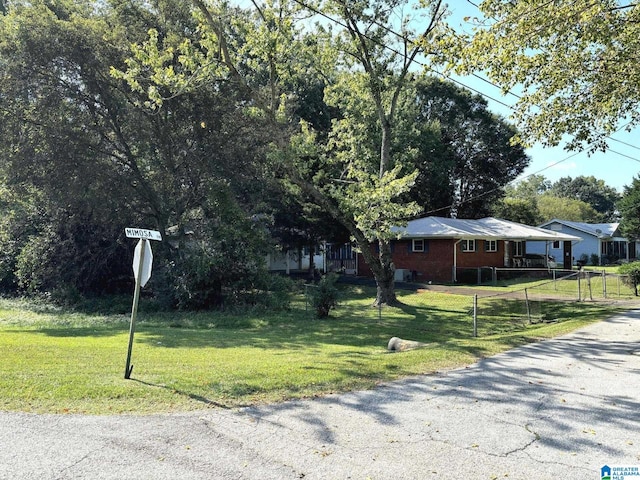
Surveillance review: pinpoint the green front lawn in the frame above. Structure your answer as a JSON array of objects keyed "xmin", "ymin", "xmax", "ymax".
[{"xmin": 0, "ymin": 286, "xmax": 628, "ymax": 414}]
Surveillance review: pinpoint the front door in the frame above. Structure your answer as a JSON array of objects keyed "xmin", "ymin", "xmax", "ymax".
[{"xmin": 563, "ymin": 241, "xmax": 572, "ymax": 269}]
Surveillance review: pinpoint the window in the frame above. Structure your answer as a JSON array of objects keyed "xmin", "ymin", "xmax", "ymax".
[
  {"xmin": 485, "ymin": 240, "xmax": 498, "ymax": 252},
  {"xmin": 552, "ymin": 240, "xmax": 560, "ymax": 249},
  {"xmin": 461, "ymin": 239, "xmax": 476, "ymax": 252},
  {"xmin": 412, "ymin": 239, "xmax": 428, "ymax": 253},
  {"xmin": 514, "ymin": 241, "xmax": 524, "ymax": 257}
]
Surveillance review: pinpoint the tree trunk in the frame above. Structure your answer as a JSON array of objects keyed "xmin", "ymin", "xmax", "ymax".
[
  {"xmin": 374, "ymin": 239, "xmax": 397, "ymax": 306},
  {"xmin": 357, "ymin": 238, "xmax": 397, "ymax": 307},
  {"xmin": 283, "ymin": 171, "xmax": 399, "ymax": 306}
]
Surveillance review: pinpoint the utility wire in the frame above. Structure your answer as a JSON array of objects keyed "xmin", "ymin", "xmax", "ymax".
[
  {"xmin": 235, "ymin": 0, "xmax": 638, "ymax": 214},
  {"xmin": 289, "ymin": 0, "xmax": 639, "ymax": 163},
  {"xmin": 288, "ymin": 0, "xmax": 640, "ymax": 181}
]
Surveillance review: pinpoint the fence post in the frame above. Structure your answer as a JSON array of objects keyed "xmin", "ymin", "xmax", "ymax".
[
  {"xmin": 587, "ymin": 273, "xmax": 593, "ymax": 300},
  {"xmin": 602, "ymin": 270, "xmax": 607, "ymax": 298},
  {"xmin": 473, "ymin": 294, "xmax": 478, "ymax": 337},
  {"xmin": 553, "ymin": 269, "xmax": 557, "ymax": 290},
  {"xmin": 577, "ymin": 271, "xmax": 582, "ymax": 301},
  {"xmin": 524, "ymin": 288, "xmax": 531, "ymax": 324},
  {"xmin": 492, "ymin": 267, "xmax": 497, "ymax": 286},
  {"xmin": 618, "ymin": 275, "xmax": 621, "ymax": 297}
]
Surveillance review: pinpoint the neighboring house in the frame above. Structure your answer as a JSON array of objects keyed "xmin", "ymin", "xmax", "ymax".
[
  {"xmin": 266, "ymin": 246, "xmax": 324, "ymax": 274},
  {"xmin": 356, "ymin": 216, "xmax": 581, "ymax": 284},
  {"xmin": 527, "ymin": 219, "xmax": 638, "ymax": 266},
  {"xmin": 267, "ymin": 243, "xmax": 358, "ymax": 275},
  {"xmin": 325, "ymin": 243, "xmax": 357, "ymax": 275}
]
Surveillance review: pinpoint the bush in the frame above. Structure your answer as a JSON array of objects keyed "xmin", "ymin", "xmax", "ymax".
[
  {"xmin": 154, "ymin": 219, "xmax": 275, "ymax": 310},
  {"xmin": 589, "ymin": 253, "xmax": 600, "ymax": 266},
  {"xmin": 309, "ymin": 273, "xmax": 340, "ymax": 318},
  {"xmin": 618, "ymin": 261, "xmax": 640, "ymax": 296},
  {"xmin": 220, "ymin": 273, "xmax": 297, "ymax": 312}
]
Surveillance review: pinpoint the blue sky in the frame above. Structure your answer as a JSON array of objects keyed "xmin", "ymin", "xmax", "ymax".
[
  {"xmin": 231, "ymin": 0, "xmax": 640, "ymax": 192},
  {"xmin": 447, "ymin": 2, "xmax": 640, "ymax": 193},
  {"xmin": 452, "ymin": 69, "xmax": 640, "ymax": 193}
]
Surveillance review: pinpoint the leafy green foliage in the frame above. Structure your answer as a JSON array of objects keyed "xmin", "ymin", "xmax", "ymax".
[
  {"xmin": 548, "ymin": 176, "xmax": 620, "ymax": 222},
  {"xmin": 309, "ymin": 273, "xmax": 340, "ymax": 318},
  {"xmin": 618, "ymin": 261, "xmax": 640, "ymax": 296},
  {"xmin": 618, "ymin": 175, "xmax": 640, "ymax": 240},
  {"xmin": 493, "ymin": 174, "xmax": 619, "ymax": 225},
  {"xmin": 0, "ymin": 0, "xmax": 278, "ymax": 307},
  {"xmin": 405, "ymin": 77, "xmax": 529, "ymax": 217},
  {"xmin": 537, "ymin": 194, "xmax": 600, "ymax": 223},
  {"xmin": 491, "ymin": 198, "xmax": 539, "ymax": 225},
  {"xmin": 458, "ymin": 1, "xmax": 640, "ymax": 151}
]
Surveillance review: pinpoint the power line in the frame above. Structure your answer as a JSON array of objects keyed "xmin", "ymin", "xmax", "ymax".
[
  {"xmin": 289, "ymin": 0, "xmax": 639, "ymax": 164},
  {"xmin": 233, "ymin": 0, "xmax": 639, "ymax": 213},
  {"xmin": 287, "ymin": 0, "xmax": 639, "ymax": 179},
  {"xmin": 460, "ymin": 0, "xmax": 640, "ymax": 155}
]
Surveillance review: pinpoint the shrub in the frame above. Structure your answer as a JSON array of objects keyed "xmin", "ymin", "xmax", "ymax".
[
  {"xmin": 309, "ymin": 273, "xmax": 340, "ymax": 318},
  {"xmin": 618, "ymin": 261, "xmax": 640, "ymax": 296},
  {"xmin": 589, "ymin": 253, "xmax": 600, "ymax": 266}
]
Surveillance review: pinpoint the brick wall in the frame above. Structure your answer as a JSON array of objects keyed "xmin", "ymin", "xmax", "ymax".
[{"xmin": 357, "ymin": 239, "xmax": 506, "ymax": 283}]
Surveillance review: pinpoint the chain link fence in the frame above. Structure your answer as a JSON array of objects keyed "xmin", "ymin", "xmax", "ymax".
[
  {"xmin": 472, "ymin": 271, "xmax": 638, "ymax": 336},
  {"xmin": 337, "ymin": 272, "xmax": 637, "ymax": 338}
]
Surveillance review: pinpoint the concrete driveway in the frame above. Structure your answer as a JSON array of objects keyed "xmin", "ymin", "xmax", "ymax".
[{"xmin": 1, "ymin": 310, "xmax": 639, "ymax": 480}]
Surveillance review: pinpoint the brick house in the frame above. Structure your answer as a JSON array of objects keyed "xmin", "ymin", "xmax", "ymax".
[{"xmin": 356, "ymin": 217, "xmax": 581, "ymax": 284}]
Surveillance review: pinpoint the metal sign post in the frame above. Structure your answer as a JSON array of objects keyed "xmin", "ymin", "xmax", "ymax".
[{"xmin": 124, "ymin": 228, "xmax": 161, "ymax": 379}]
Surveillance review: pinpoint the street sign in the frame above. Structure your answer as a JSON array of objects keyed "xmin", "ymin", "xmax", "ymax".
[
  {"xmin": 124, "ymin": 230, "xmax": 162, "ymax": 379},
  {"xmin": 132, "ymin": 239, "xmax": 153, "ymax": 288},
  {"xmin": 125, "ymin": 228, "xmax": 162, "ymax": 241}
]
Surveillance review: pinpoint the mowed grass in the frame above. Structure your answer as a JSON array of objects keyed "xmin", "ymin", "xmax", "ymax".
[
  {"xmin": 0, "ymin": 286, "xmax": 630, "ymax": 414},
  {"xmin": 470, "ymin": 269, "xmax": 637, "ymax": 299}
]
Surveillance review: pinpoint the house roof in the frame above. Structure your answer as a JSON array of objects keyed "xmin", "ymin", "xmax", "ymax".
[
  {"xmin": 394, "ymin": 217, "xmax": 582, "ymax": 242},
  {"xmin": 539, "ymin": 219, "xmax": 620, "ymax": 238}
]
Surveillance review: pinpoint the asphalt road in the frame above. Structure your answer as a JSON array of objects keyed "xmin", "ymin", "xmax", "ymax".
[{"xmin": 2, "ymin": 309, "xmax": 639, "ymax": 480}]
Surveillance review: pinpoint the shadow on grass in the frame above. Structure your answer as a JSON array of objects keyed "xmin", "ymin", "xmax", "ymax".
[
  {"xmin": 130, "ymin": 378, "xmax": 231, "ymax": 409},
  {"xmin": 25, "ymin": 325, "xmax": 127, "ymax": 338}
]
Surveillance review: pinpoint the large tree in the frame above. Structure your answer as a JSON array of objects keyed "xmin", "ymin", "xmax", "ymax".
[
  {"xmin": 0, "ymin": 0, "xmax": 275, "ymax": 304},
  {"xmin": 537, "ymin": 195, "xmax": 600, "ymax": 224},
  {"xmin": 618, "ymin": 176, "xmax": 640, "ymax": 240},
  {"xmin": 458, "ymin": 1, "xmax": 640, "ymax": 152},
  {"xmin": 118, "ymin": 0, "xmax": 453, "ymax": 305},
  {"xmin": 548, "ymin": 176, "xmax": 620, "ymax": 222},
  {"xmin": 407, "ymin": 77, "xmax": 529, "ymax": 218}
]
